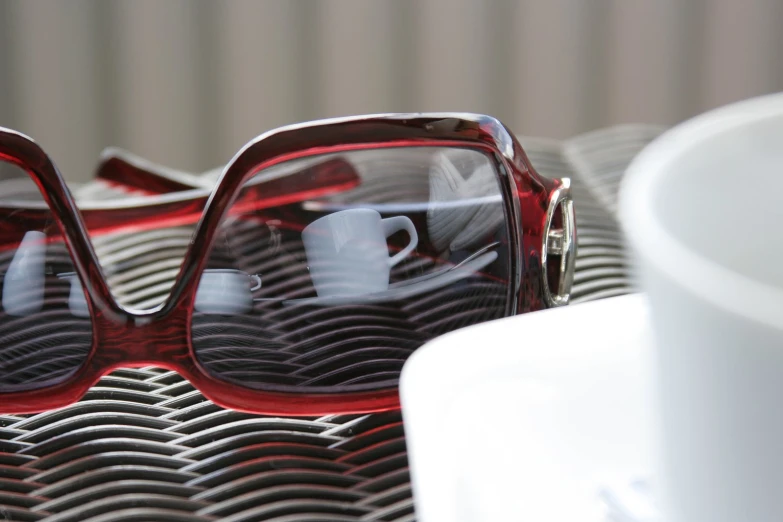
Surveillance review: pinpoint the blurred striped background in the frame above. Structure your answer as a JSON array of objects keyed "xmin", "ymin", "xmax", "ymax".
[{"xmin": 0, "ymin": 0, "xmax": 781, "ymax": 182}]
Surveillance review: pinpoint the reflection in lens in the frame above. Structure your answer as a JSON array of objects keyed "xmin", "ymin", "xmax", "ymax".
[
  {"xmin": 192, "ymin": 147, "xmax": 511, "ymax": 393},
  {"xmin": 0, "ymin": 161, "xmax": 93, "ymax": 392}
]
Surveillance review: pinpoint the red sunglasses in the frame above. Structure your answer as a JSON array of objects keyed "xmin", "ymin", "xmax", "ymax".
[{"xmin": 0, "ymin": 113, "xmax": 575, "ymax": 416}]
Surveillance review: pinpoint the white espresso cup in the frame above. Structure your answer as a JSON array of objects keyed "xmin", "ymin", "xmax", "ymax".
[
  {"xmin": 195, "ymin": 268, "xmax": 261, "ymax": 314},
  {"xmin": 619, "ymin": 93, "xmax": 783, "ymax": 522},
  {"xmin": 2, "ymin": 230, "xmax": 46, "ymax": 316},
  {"xmin": 302, "ymin": 208, "xmax": 418, "ymax": 298}
]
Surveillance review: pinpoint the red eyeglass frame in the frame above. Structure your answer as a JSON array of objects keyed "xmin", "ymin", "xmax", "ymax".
[{"xmin": 0, "ymin": 113, "xmax": 574, "ymax": 416}]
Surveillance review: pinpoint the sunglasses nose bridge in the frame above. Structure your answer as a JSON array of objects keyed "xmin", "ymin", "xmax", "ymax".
[{"xmin": 99, "ymin": 309, "xmax": 190, "ymax": 367}]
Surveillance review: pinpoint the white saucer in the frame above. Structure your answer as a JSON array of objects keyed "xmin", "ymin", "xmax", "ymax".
[
  {"xmin": 282, "ymin": 250, "xmax": 498, "ymax": 306},
  {"xmin": 400, "ymin": 294, "xmax": 657, "ymax": 522}
]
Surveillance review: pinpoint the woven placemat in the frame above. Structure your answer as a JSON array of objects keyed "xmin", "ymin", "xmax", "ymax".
[{"xmin": 0, "ymin": 126, "xmax": 661, "ymax": 522}]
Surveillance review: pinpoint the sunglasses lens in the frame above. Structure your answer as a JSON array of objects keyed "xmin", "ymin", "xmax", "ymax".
[
  {"xmin": 192, "ymin": 147, "xmax": 511, "ymax": 393},
  {"xmin": 0, "ymin": 160, "xmax": 93, "ymax": 392}
]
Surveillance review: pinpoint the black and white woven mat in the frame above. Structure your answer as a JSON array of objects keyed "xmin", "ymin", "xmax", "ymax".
[{"xmin": 0, "ymin": 125, "xmax": 661, "ymax": 522}]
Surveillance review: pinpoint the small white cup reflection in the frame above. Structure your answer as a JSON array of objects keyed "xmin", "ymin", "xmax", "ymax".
[
  {"xmin": 57, "ymin": 272, "xmax": 90, "ymax": 319},
  {"xmin": 2, "ymin": 230, "xmax": 46, "ymax": 316},
  {"xmin": 195, "ymin": 269, "xmax": 262, "ymax": 315}
]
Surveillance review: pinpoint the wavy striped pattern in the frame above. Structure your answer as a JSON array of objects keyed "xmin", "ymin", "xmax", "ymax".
[
  {"xmin": 0, "ymin": 244, "xmax": 92, "ymax": 391},
  {"xmin": 193, "ymin": 223, "xmax": 507, "ymax": 392},
  {"xmin": 0, "ymin": 373, "xmax": 415, "ymax": 522},
  {"xmin": 0, "ymin": 126, "xmax": 656, "ymax": 520}
]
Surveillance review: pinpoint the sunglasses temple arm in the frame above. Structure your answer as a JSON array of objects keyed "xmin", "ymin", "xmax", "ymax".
[
  {"xmin": 94, "ymin": 148, "xmax": 213, "ymax": 194},
  {"xmin": 0, "ymin": 157, "xmax": 362, "ymax": 247},
  {"xmin": 0, "ymin": 199, "xmax": 209, "ymax": 251}
]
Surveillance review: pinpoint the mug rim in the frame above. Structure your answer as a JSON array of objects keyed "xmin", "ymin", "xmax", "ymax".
[
  {"xmin": 619, "ymin": 92, "xmax": 783, "ymax": 330},
  {"xmin": 302, "ymin": 207, "xmax": 381, "ymax": 235},
  {"xmin": 201, "ymin": 268, "xmax": 250, "ymax": 275}
]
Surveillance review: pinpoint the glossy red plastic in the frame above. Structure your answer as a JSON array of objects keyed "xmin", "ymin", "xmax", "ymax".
[{"xmin": 0, "ymin": 114, "xmax": 561, "ymax": 416}]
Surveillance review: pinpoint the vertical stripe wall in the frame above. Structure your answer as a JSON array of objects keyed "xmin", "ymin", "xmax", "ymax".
[{"xmin": 0, "ymin": 0, "xmax": 781, "ymax": 182}]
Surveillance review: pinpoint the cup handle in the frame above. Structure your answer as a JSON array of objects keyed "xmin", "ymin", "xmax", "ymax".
[
  {"xmin": 382, "ymin": 216, "xmax": 419, "ymax": 267},
  {"xmin": 249, "ymin": 274, "xmax": 262, "ymax": 291}
]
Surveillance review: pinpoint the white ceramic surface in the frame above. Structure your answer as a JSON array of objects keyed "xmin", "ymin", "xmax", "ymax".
[
  {"xmin": 401, "ymin": 294, "xmax": 655, "ymax": 522},
  {"xmin": 619, "ymin": 92, "xmax": 783, "ymax": 522},
  {"xmin": 302, "ymin": 208, "xmax": 418, "ymax": 298},
  {"xmin": 194, "ymin": 268, "xmax": 261, "ymax": 314},
  {"xmin": 285, "ymin": 251, "xmax": 497, "ymax": 306}
]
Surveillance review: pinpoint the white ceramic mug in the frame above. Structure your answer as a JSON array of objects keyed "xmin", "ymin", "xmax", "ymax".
[
  {"xmin": 195, "ymin": 268, "xmax": 261, "ymax": 314},
  {"xmin": 619, "ymin": 92, "xmax": 783, "ymax": 522},
  {"xmin": 302, "ymin": 208, "xmax": 418, "ymax": 298}
]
